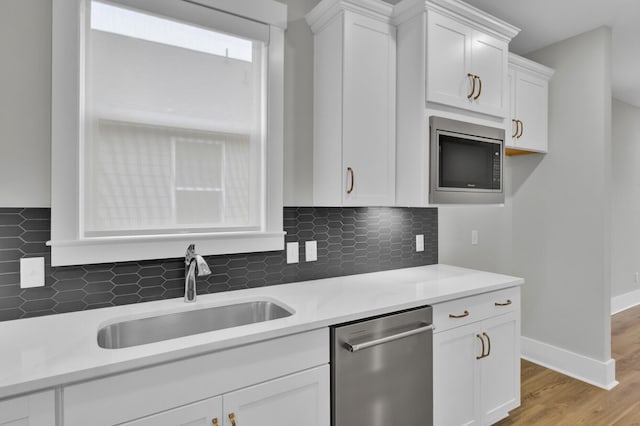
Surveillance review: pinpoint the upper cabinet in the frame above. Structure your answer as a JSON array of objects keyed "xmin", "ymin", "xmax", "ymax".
[
  {"xmin": 426, "ymin": 11, "xmax": 509, "ymax": 117},
  {"xmin": 394, "ymin": 0, "xmax": 519, "ymax": 206},
  {"xmin": 507, "ymin": 53, "xmax": 555, "ymax": 155},
  {"xmin": 307, "ymin": 0, "xmax": 396, "ymax": 206}
]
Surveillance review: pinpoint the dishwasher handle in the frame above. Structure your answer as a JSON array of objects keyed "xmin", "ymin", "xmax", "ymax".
[{"xmin": 344, "ymin": 323, "xmax": 434, "ymax": 353}]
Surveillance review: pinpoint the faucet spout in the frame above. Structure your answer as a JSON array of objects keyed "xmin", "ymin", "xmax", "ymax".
[{"xmin": 184, "ymin": 244, "xmax": 211, "ymax": 303}]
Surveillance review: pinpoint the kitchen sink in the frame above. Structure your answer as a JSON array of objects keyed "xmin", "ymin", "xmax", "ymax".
[{"xmin": 97, "ymin": 300, "xmax": 293, "ymax": 349}]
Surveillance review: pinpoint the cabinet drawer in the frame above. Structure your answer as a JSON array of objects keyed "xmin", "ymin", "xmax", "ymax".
[{"xmin": 433, "ymin": 287, "xmax": 520, "ymax": 333}]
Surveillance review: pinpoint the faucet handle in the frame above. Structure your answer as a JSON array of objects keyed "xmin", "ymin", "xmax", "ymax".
[{"xmin": 185, "ymin": 244, "xmax": 196, "ymax": 265}]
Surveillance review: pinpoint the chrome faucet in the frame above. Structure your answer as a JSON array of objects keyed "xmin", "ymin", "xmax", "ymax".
[{"xmin": 184, "ymin": 244, "xmax": 211, "ymax": 303}]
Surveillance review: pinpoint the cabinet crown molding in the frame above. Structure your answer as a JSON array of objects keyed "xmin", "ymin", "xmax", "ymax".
[
  {"xmin": 392, "ymin": 0, "xmax": 520, "ymax": 42},
  {"xmin": 509, "ymin": 52, "xmax": 555, "ymax": 79},
  {"xmin": 306, "ymin": 0, "xmax": 393, "ymax": 33}
]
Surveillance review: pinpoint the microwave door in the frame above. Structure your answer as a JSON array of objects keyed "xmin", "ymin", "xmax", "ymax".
[{"xmin": 438, "ymin": 135, "xmax": 500, "ymax": 191}]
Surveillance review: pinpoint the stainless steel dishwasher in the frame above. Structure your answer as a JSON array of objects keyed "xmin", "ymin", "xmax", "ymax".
[{"xmin": 331, "ymin": 305, "xmax": 433, "ymax": 426}]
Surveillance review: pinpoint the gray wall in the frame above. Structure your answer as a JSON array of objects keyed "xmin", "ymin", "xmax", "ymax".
[
  {"xmin": 513, "ymin": 27, "xmax": 612, "ymax": 361},
  {"xmin": 438, "ymin": 159, "xmax": 513, "ymax": 274},
  {"xmin": 611, "ymin": 99, "xmax": 640, "ymax": 298},
  {"xmin": 0, "ymin": 0, "xmax": 51, "ymax": 207}
]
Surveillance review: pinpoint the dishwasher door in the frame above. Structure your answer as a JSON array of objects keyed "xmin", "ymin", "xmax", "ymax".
[{"xmin": 331, "ymin": 305, "xmax": 433, "ymax": 426}]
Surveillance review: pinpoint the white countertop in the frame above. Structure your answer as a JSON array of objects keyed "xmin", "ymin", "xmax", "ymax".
[{"xmin": 0, "ymin": 264, "xmax": 523, "ymax": 400}]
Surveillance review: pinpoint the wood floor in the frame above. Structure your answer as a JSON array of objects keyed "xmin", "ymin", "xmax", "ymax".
[{"xmin": 496, "ymin": 305, "xmax": 640, "ymax": 425}]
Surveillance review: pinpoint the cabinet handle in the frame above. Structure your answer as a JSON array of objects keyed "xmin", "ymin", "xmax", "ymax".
[
  {"xmin": 467, "ymin": 73, "xmax": 476, "ymax": 99},
  {"xmin": 448, "ymin": 310, "xmax": 469, "ymax": 319},
  {"xmin": 346, "ymin": 167, "xmax": 355, "ymax": 194},
  {"xmin": 511, "ymin": 119, "xmax": 519, "ymax": 138},
  {"xmin": 473, "ymin": 75, "xmax": 482, "ymax": 100},
  {"xmin": 495, "ymin": 299, "xmax": 512, "ymax": 307},
  {"xmin": 212, "ymin": 418, "xmax": 218, "ymax": 426},
  {"xmin": 483, "ymin": 332, "xmax": 491, "ymax": 357},
  {"xmin": 517, "ymin": 120, "xmax": 524, "ymax": 138},
  {"xmin": 229, "ymin": 413, "xmax": 237, "ymax": 426},
  {"xmin": 476, "ymin": 334, "xmax": 486, "ymax": 359}
]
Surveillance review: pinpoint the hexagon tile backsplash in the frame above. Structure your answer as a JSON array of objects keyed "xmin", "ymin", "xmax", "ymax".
[{"xmin": 0, "ymin": 207, "xmax": 437, "ymax": 321}]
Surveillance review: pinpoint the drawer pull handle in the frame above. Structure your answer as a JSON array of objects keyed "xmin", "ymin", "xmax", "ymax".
[
  {"xmin": 212, "ymin": 418, "xmax": 218, "ymax": 426},
  {"xmin": 476, "ymin": 334, "xmax": 486, "ymax": 359},
  {"xmin": 449, "ymin": 310, "xmax": 469, "ymax": 319},
  {"xmin": 495, "ymin": 300, "xmax": 512, "ymax": 307},
  {"xmin": 229, "ymin": 413, "xmax": 236, "ymax": 426},
  {"xmin": 483, "ymin": 332, "xmax": 491, "ymax": 357}
]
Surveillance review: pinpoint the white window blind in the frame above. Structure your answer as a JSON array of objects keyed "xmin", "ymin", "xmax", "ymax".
[{"xmin": 84, "ymin": 0, "xmax": 264, "ymax": 237}]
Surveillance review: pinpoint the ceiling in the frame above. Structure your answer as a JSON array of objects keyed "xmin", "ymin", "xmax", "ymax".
[{"xmin": 463, "ymin": 0, "xmax": 640, "ymax": 107}]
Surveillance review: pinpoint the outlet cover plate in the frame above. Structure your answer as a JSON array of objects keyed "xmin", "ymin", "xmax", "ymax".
[{"xmin": 20, "ymin": 257, "xmax": 45, "ymax": 288}]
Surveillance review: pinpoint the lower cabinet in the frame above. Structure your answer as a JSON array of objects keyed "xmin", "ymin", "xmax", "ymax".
[
  {"xmin": 433, "ymin": 288, "xmax": 520, "ymax": 426},
  {"xmin": 0, "ymin": 391, "xmax": 55, "ymax": 426},
  {"xmin": 63, "ymin": 328, "xmax": 329, "ymax": 426},
  {"xmin": 120, "ymin": 366, "xmax": 329, "ymax": 426}
]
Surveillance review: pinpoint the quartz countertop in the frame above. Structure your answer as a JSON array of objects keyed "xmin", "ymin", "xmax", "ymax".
[{"xmin": 0, "ymin": 264, "xmax": 523, "ymax": 400}]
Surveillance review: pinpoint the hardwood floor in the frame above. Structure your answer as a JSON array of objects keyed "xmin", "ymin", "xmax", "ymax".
[{"xmin": 496, "ymin": 305, "xmax": 640, "ymax": 425}]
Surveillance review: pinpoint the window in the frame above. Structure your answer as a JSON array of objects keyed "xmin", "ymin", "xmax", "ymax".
[{"xmin": 50, "ymin": 0, "xmax": 287, "ymax": 266}]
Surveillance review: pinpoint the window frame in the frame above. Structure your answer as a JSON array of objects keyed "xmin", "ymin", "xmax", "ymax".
[{"xmin": 50, "ymin": 0, "xmax": 286, "ymax": 266}]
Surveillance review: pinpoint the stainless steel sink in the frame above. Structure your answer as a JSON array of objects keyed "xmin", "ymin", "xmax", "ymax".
[{"xmin": 97, "ymin": 300, "xmax": 293, "ymax": 349}]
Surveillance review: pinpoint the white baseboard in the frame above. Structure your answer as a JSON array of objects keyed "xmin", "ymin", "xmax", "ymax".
[
  {"xmin": 611, "ymin": 289, "xmax": 640, "ymax": 315},
  {"xmin": 521, "ymin": 336, "xmax": 618, "ymax": 390}
]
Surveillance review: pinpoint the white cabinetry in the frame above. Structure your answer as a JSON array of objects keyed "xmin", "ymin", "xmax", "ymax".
[
  {"xmin": 223, "ymin": 366, "xmax": 329, "ymax": 426},
  {"xmin": 394, "ymin": 0, "xmax": 519, "ymax": 206},
  {"xmin": 432, "ymin": 287, "xmax": 520, "ymax": 426},
  {"xmin": 0, "ymin": 391, "xmax": 55, "ymax": 426},
  {"xmin": 120, "ymin": 396, "xmax": 222, "ymax": 426},
  {"xmin": 63, "ymin": 329, "xmax": 329, "ymax": 426},
  {"xmin": 307, "ymin": 0, "xmax": 396, "ymax": 206},
  {"xmin": 507, "ymin": 53, "xmax": 554, "ymax": 155},
  {"xmin": 426, "ymin": 11, "xmax": 509, "ymax": 117}
]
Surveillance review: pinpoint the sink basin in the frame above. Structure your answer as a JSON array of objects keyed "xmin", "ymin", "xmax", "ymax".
[{"xmin": 97, "ymin": 300, "xmax": 293, "ymax": 349}]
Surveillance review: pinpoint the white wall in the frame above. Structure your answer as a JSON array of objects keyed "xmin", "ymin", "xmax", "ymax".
[
  {"xmin": 514, "ymin": 27, "xmax": 612, "ymax": 362},
  {"xmin": 282, "ymin": 0, "xmax": 317, "ymax": 206},
  {"xmin": 0, "ymin": 0, "xmax": 51, "ymax": 207},
  {"xmin": 611, "ymin": 99, "xmax": 640, "ymax": 298}
]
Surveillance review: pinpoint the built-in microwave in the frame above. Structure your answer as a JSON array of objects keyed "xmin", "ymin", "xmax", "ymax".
[{"xmin": 429, "ymin": 116, "xmax": 505, "ymax": 204}]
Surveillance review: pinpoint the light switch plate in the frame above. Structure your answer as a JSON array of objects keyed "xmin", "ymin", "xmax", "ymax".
[
  {"xmin": 20, "ymin": 257, "xmax": 45, "ymax": 288},
  {"xmin": 286, "ymin": 242, "xmax": 299, "ymax": 264},
  {"xmin": 471, "ymin": 230, "xmax": 479, "ymax": 245},
  {"xmin": 416, "ymin": 234, "xmax": 424, "ymax": 252},
  {"xmin": 305, "ymin": 240, "xmax": 318, "ymax": 262}
]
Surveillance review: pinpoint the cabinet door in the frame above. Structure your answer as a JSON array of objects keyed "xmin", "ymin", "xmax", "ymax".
[
  {"xmin": 479, "ymin": 311, "xmax": 520, "ymax": 425},
  {"xmin": 426, "ymin": 11, "xmax": 473, "ymax": 110},
  {"xmin": 470, "ymin": 31, "xmax": 508, "ymax": 117},
  {"xmin": 433, "ymin": 323, "xmax": 481, "ymax": 426},
  {"xmin": 222, "ymin": 365, "xmax": 329, "ymax": 426},
  {"xmin": 507, "ymin": 68, "xmax": 517, "ymax": 148},
  {"xmin": 121, "ymin": 396, "xmax": 222, "ymax": 426},
  {"xmin": 514, "ymin": 71, "xmax": 548, "ymax": 152},
  {"xmin": 342, "ymin": 12, "xmax": 396, "ymax": 206},
  {"xmin": 0, "ymin": 392, "xmax": 55, "ymax": 426}
]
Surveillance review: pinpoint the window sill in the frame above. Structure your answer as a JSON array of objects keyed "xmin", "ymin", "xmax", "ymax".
[{"xmin": 47, "ymin": 231, "xmax": 286, "ymax": 267}]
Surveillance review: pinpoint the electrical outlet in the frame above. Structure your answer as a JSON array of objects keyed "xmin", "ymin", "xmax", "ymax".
[
  {"xmin": 20, "ymin": 257, "xmax": 45, "ymax": 288},
  {"xmin": 416, "ymin": 234, "xmax": 424, "ymax": 252},
  {"xmin": 305, "ymin": 240, "xmax": 318, "ymax": 262},
  {"xmin": 286, "ymin": 242, "xmax": 299, "ymax": 264},
  {"xmin": 635, "ymin": 272, "xmax": 639, "ymax": 284}
]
